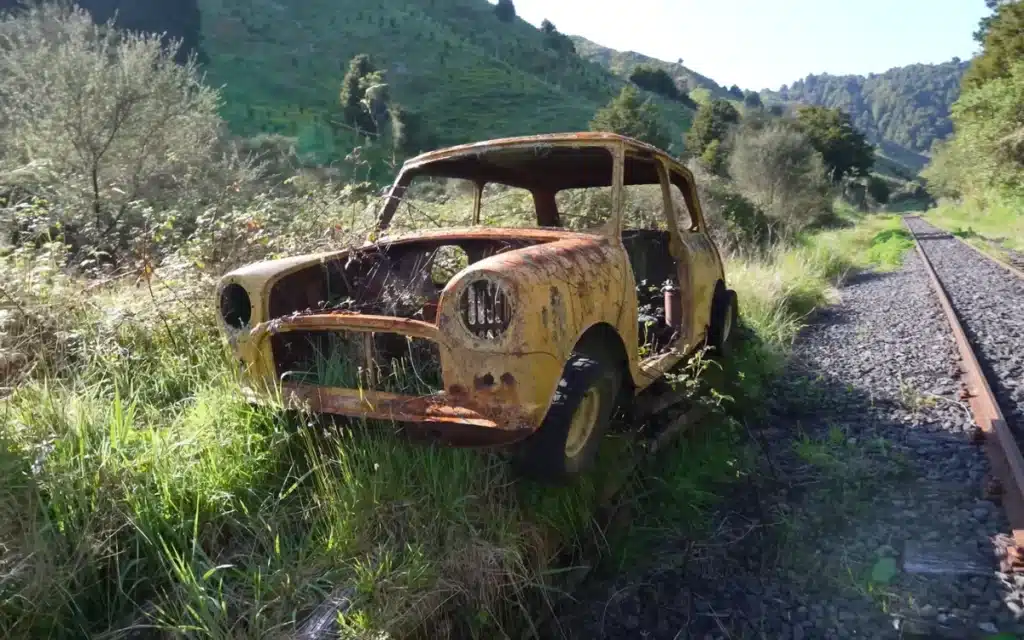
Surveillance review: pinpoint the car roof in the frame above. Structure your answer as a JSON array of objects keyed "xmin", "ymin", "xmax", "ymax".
[{"xmin": 400, "ymin": 132, "xmax": 692, "ymax": 192}]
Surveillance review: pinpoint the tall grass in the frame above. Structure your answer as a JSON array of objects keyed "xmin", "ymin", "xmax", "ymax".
[
  {"xmin": 725, "ymin": 210, "xmax": 912, "ymax": 348},
  {"xmin": 0, "ymin": 204, "xmax": 917, "ymax": 638},
  {"xmin": 926, "ymin": 196, "xmax": 1024, "ymax": 255}
]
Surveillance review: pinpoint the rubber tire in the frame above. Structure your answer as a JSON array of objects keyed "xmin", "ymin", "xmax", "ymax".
[
  {"xmin": 706, "ymin": 287, "xmax": 739, "ymax": 357},
  {"xmin": 513, "ymin": 354, "xmax": 620, "ymax": 483}
]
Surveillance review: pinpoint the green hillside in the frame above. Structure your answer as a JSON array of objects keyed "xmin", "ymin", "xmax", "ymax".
[
  {"xmin": 570, "ymin": 35, "xmax": 733, "ymax": 102},
  {"xmin": 196, "ymin": 0, "xmax": 693, "ymax": 160},
  {"xmin": 761, "ymin": 61, "xmax": 970, "ymax": 171}
]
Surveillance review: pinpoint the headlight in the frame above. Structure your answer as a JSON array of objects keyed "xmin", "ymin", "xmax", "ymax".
[
  {"xmin": 459, "ymin": 278, "xmax": 513, "ymax": 339},
  {"xmin": 220, "ymin": 283, "xmax": 252, "ymax": 328}
]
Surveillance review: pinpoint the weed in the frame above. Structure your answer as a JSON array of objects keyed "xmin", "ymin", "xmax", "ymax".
[{"xmin": 897, "ymin": 376, "xmax": 937, "ymax": 416}]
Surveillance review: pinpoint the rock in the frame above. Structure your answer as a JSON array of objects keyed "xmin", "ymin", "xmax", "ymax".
[
  {"xmin": 919, "ymin": 604, "xmax": 937, "ymax": 618},
  {"xmin": 979, "ymin": 621, "xmax": 998, "ymax": 633}
]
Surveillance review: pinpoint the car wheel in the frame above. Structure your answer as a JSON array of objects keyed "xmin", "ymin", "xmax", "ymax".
[
  {"xmin": 706, "ymin": 286, "xmax": 739, "ymax": 357},
  {"xmin": 514, "ymin": 353, "xmax": 620, "ymax": 482}
]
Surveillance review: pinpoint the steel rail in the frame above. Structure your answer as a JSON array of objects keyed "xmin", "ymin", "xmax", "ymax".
[
  {"xmin": 905, "ymin": 216, "xmax": 1024, "ymax": 570},
  {"xmin": 923, "ymin": 218, "xmax": 1024, "ymax": 281}
]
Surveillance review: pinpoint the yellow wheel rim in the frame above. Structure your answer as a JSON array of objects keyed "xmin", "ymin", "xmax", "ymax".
[{"xmin": 565, "ymin": 387, "xmax": 601, "ymax": 458}]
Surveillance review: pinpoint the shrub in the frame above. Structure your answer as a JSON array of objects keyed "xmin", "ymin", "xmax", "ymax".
[
  {"xmin": 728, "ymin": 121, "xmax": 833, "ymax": 234},
  {"xmin": 0, "ymin": 2, "xmax": 251, "ymax": 264},
  {"xmin": 589, "ymin": 85, "xmax": 670, "ymax": 150},
  {"xmin": 867, "ymin": 176, "xmax": 892, "ymax": 205}
]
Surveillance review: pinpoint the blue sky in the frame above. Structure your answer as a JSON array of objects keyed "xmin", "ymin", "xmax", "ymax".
[{"xmin": 504, "ymin": 0, "xmax": 990, "ymax": 90}]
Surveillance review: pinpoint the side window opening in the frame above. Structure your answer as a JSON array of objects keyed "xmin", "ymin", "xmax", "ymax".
[{"xmin": 668, "ymin": 171, "xmax": 698, "ymax": 231}]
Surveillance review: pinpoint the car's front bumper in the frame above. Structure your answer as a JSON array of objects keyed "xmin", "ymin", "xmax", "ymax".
[{"xmin": 235, "ymin": 312, "xmax": 556, "ymax": 447}]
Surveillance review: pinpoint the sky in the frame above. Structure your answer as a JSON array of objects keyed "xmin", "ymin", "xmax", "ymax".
[{"xmin": 504, "ymin": 0, "xmax": 990, "ymax": 91}]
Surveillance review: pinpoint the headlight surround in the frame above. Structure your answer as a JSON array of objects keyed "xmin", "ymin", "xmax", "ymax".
[
  {"xmin": 458, "ymin": 277, "xmax": 514, "ymax": 340},
  {"xmin": 220, "ymin": 283, "xmax": 252, "ymax": 329}
]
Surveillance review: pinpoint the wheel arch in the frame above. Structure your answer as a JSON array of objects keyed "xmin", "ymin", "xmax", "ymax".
[{"xmin": 571, "ymin": 321, "xmax": 634, "ymax": 395}]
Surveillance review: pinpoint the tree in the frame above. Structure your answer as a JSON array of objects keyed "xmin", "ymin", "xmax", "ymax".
[
  {"xmin": 494, "ymin": 0, "xmax": 516, "ymax": 23},
  {"xmin": 794, "ymin": 105, "xmax": 874, "ymax": 181},
  {"xmin": 728, "ymin": 84, "xmax": 744, "ymax": 99},
  {"xmin": 974, "ymin": 0, "xmax": 1014, "ymax": 43},
  {"xmin": 340, "ymin": 54, "xmax": 376, "ymax": 133},
  {"xmin": 964, "ymin": 1, "xmax": 1024, "ymax": 89},
  {"xmin": 743, "ymin": 90, "xmax": 763, "ymax": 109},
  {"xmin": 728, "ymin": 121, "xmax": 832, "ymax": 232},
  {"xmin": 925, "ymin": 60, "xmax": 1024, "ymax": 199},
  {"xmin": 685, "ymin": 98, "xmax": 740, "ymax": 159},
  {"xmin": 867, "ymin": 176, "xmax": 891, "ymax": 204},
  {"xmin": 629, "ymin": 64, "xmax": 680, "ymax": 100},
  {"xmin": 765, "ymin": 61, "xmax": 967, "ymax": 156},
  {"xmin": 540, "ymin": 19, "xmax": 575, "ymax": 54},
  {"xmin": 0, "ymin": 2, "xmax": 231, "ymax": 257},
  {"xmin": 589, "ymin": 85, "xmax": 670, "ymax": 150}
]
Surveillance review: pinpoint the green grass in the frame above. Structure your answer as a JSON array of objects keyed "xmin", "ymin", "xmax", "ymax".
[
  {"xmin": 926, "ymin": 197, "xmax": 1024, "ymax": 258},
  {"xmin": 0, "ymin": 280, "xmax": 584, "ymax": 638},
  {"xmin": 0, "ymin": 201, "xmax": 914, "ymax": 637},
  {"xmin": 723, "ymin": 210, "xmax": 913, "ymax": 347}
]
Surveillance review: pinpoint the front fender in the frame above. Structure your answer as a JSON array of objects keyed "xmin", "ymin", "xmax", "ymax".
[
  {"xmin": 218, "ymin": 250, "xmax": 349, "ymax": 328},
  {"xmin": 435, "ymin": 235, "xmax": 633, "ymax": 420}
]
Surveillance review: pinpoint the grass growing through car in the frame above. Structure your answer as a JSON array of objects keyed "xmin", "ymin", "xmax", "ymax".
[
  {"xmin": 0, "ymin": 276, "xmax": 604, "ymax": 638},
  {"xmin": 0, "ymin": 202, "xmax": 921, "ymax": 637}
]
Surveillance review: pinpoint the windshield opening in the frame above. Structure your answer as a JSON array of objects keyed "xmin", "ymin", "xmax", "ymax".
[{"xmin": 376, "ymin": 144, "xmax": 619, "ymax": 234}]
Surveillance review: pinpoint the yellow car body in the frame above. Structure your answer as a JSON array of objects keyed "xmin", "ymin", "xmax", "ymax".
[{"xmin": 216, "ymin": 133, "xmax": 727, "ymax": 447}]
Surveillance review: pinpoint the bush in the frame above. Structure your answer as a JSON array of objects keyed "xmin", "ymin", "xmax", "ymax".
[
  {"xmin": 728, "ymin": 121, "xmax": 833, "ymax": 234},
  {"xmin": 629, "ymin": 64, "xmax": 681, "ymax": 101},
  {"xmin": 589, "ymin": 85, "xmax": 670, "ymax": 150},
  {"xmin": 687, "ymin": 161, "xmax": 772, "ymax": 250},
  {"xmin": 0, "ymin": 2, "xmax": 255, "ymax": 265},
  {"xmin": 867, "ymin": 176, "xmax": 892, "ymax": 205}
]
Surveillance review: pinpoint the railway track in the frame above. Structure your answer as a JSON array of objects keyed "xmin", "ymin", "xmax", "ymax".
[{"xmin": 904, "ymin": 215, "xmax": 1024, "ymax": 571}]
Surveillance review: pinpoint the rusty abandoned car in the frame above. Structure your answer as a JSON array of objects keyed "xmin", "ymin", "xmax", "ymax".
[{"xmin": 216, "ymin": 132, "xmax": 737, "ymax": 479}]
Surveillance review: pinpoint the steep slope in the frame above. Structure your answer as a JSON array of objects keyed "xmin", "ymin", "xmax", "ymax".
[
  {"xmin": 571, "ymin": 35, "xmax": 732, "ymax": 101},
  {"xmin": 1, "ymin": 0, "xmax": 695, "ymax": 159},
  {"xmin": 763, "ymin": 60, "xmax": 970, "ymax": 170},
  {"xmin": 199, "ymin": 0, "xmax": 632, "ymax": 154},
  {"xmin": 0, "ymin": 0, "xmax": 202, "ymax": 61}
]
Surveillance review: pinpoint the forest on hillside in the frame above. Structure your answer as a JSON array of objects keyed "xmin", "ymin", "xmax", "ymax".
[{"xmin": 764, "ymin": 60, "xmax": 969, "ymax": 159}]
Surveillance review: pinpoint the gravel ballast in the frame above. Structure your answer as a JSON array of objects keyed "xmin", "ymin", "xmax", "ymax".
[
  {"xmin": 555, "ymin": 239, "xmax": 1024, "ymax": 639},
  {"xmin": 905, "ymin": 217, "xmax": 1024, "ymax": 453}
]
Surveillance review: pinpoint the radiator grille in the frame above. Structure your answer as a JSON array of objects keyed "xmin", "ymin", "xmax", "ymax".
[{"xmin": 271, "ymin": 330, "xmax": 442, "ymax": 395}]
